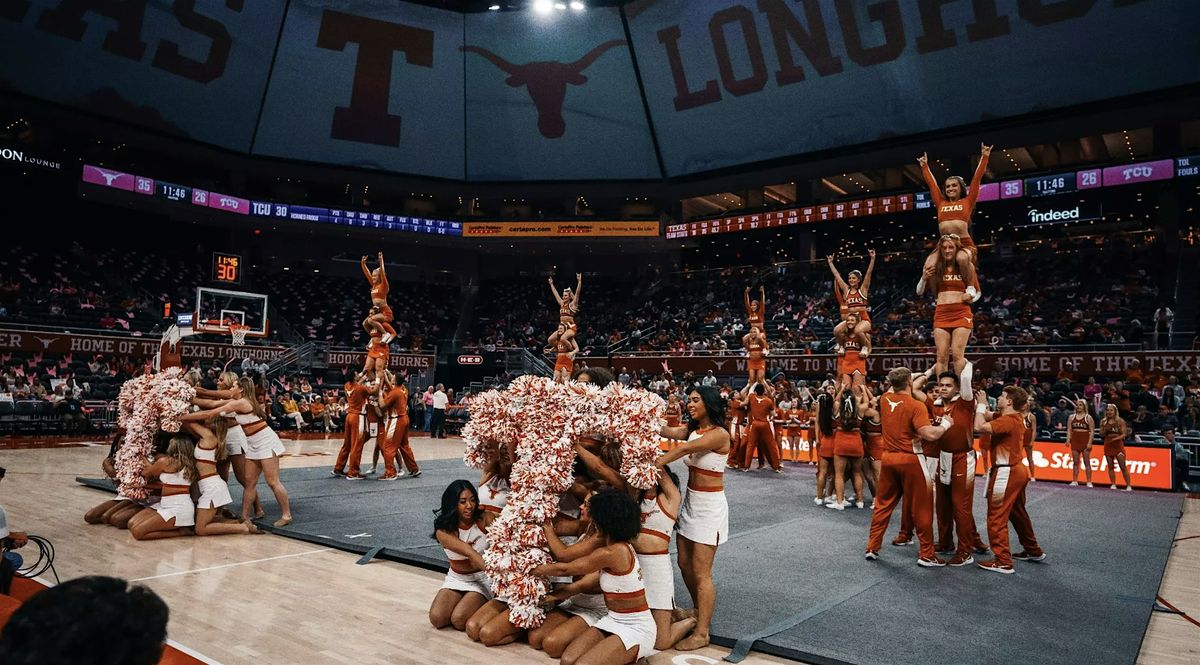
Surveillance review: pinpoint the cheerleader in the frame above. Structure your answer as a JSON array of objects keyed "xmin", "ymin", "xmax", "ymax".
[
  {"xmin": 1067, "ymin": 399, "xmax": 1095, "ymax": 486},
  {"xmin": 183, "ymin": 377, "xmax": 293, "ymax": 527},
  {"xmin": 84, "ymin": 430, "xmax": 140, "ymax": 528},
  {"xmin": 918, "ymin": 144, "xmax": 991, "ymax": 292},
  {"xmin": 548, "ymin": 273, "xmax": 583, "ymax": 347},
  {"xmin": 860, "ymin": 386, "xmax": 883, "ymax": 507},
  {"xmin": 429, "ymin": 480, "xmax": 492, "ymax": 631},
  {"xmin": 1099, "ymin": 405, "xmax": 1133, "ymax": 491},
  {"xmin": 551, "ymin": 324, "xmax": 579, "ymax": 384},
  {"xmin": 1022, "ymin": 402, "xmax": 1037, "ymax": 482},
  {"xmin": 477, "ymin": 442, "xmax": 512, "ymax": 529},
  {"xmin": 361, "ymin": 252, "xmax": 397, "ymax": 343},
  {"xmin": 726, "ymin": 391, "xmax": 747, "ymax": 471},
  {"xmin": 183, "ymin": 420, "xmax": 260, "ymax": 536},
  {"xmin": 813, "ymin": 385, "xmax": 837, "ymax": 505},
  {"xmin": 663, "ymin": 394, "xmax": 683, "ymax": 448},
  {"xmin": 194, "ymin": 371, "xmax": 262, "ymax": 518},
  {"xmin": 654, "ymin": 386, "xmax": 730, "ymax": 651},
  {"xmin": 743, "ymin": 327, "xmax": 769, "ymax": 386},
  {"xmin": 634, "ymin": 467, "xmax": 694, "ymax": 650},
  {"xmin": 532, "ymin": 490, "xmax": 659, "ymax": 664},
  {"xmin": 829, "ymin": 384, "xmax": 866, "ymax": 509},
  {"xmin": 532, "ymin": 508, "xmax": 608, "ymax": 658},
  {"xmin": 918, "ymin": 234, "xmax": 977, "ymax": 376},
  {"xmin": 127, "ymin": 436, "xmax": 196, "ymax": 541},
  {"xmin": 744, "ymin": 285, "xmax": 765, "ymax": 331},
  {"xmin": 828, "ymin": 249, "xmax": 876, "ymax": 357}
]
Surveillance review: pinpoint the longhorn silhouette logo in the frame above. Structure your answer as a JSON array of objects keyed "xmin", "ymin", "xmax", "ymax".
[{"xmin": 462, "ymin": 40, "xmax": 627, "ymax": 138}]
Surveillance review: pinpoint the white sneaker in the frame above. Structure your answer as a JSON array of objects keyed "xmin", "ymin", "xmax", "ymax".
[
  {"xmin": 834, "ymin": 343, "xmax": 845, "ymax": 356},
  {"xmin": 1110, "ymin": 484, "xmax": 1118, "ymax": 490},
  {"xmin": 1069, "ymin": 482, "xmax": 1078, "ymax": 486},
  {"xmin": 1124, "ymin": 486, "xmax": 1133, "ymax": 492},
  {"xmin": 824, "ymin": 497, "xmax": 836, "ymax": 506},
  {"xmin": 1087, "ymin": 482, "xmax": 1094, "ymax": 488},
  {"xmin": 826, "ymin": 501, "xmax": 845, "ymax": 511},
  {"xmin": 855, "ymin": 501, "xmax": 865, "ymax": 509},
  {"xmin": 860, "ymin": 347, "xmax": 870, "ymax": 358},
  {"xmin": 1030, "ymin": 477, "xmax": 1037, "ymax": 483},
  {"xmin": 381, "ymin": 332, "xmax": 394, "ymax": 343},
  {"xmin": 813, "ymin": 496, "xmax": 824, "ymax": 506}
]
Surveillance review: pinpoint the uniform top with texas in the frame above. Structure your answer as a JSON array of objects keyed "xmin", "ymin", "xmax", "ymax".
[
  {"xmin": 345, "ymin": 381, "xmax": 370, "ymax": 416},
  {"xmin": 920, "ymin": 148, "xmax": 990, "ymax": 249},
  {"xmin": 927, "ymin": 365, "xmax": 976, "ymax": 454},
  {"xmin": 747, "ymin": 392, "xmax": 774, "ymax": 423},
  {"xmin": 879, "ymin": 390, "xmax": 934, "ymax": 455},
  {"xmin": 381, "ymin": 383, "xmax": 409, "ymax": 419}
]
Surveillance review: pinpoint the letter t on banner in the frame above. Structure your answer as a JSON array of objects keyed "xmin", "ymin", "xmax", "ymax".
[{"xmin": 316, "ymin": 10, "xmax": 434, "ymax": 146}]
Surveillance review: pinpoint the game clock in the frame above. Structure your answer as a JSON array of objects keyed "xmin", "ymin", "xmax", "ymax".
[
  {"xmin": 213, "ymin": 252, "xmax": 242, "ymax": 285},
  {"xmin": 1025, "ymin": 173, "xmax": 1076, "ymax": 197}
]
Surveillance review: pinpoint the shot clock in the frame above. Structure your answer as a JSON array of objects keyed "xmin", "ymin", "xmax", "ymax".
[{"xmin": 212, "ymin": 252, "xmax": 242, "ymax": 285}]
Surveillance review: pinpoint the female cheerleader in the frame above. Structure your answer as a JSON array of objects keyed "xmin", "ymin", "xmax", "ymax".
[
  {"xmin": 429, "ymin": 480, "xmax": 492, "ymax": 631},
  {"xmin": 548, "ymin": 273, "xmax": 583, "ymax": 347},
  {"xmin": 464, "ymin": 443, "xmax": 519, "ymax": 646},
  {"xmin": 828, "ymin": 249, "xmax": 876, "ymax": 357},
  {"xmin": 831, "ymin": 384, "xmax": 866, "ymax": 510},
  {"xmin": 529, "ymin": 499, "xmax": 606, "ymax": 658},
  {"xmin": 182, "ymin": 377, "xmax": 293, "ymax": 526},
  {"xmin": 1022, "ymin": 402, "xmax": 1037, "ymax": 482},
  {"xmin": 183, "ymin": 419, "xmax": 260, "ymax": 536},
  {"xmin": 743, "ymin": 327, "xmax": 769, "ymax": 386},
  {"xmin": 859, "ymin": 385, "xmax": 882, "ymax": 507},
  {"xmin": 531, "ymin": 490, "xmax": 659, "ymax": 664},
  {"xmin": 127, "ymin": 436, "xmax": 196, "ymax": 541},
  {"xmin": 744, "ymin": 285, "xmax": 765, "ymax": 331},
  {"xmin": 194, "ymin": 371, "xmax": 262, "ymax": 519},
  {"xmin": 552, "ymin": 324, "xmax": 579, "ymax": 384},
  {"xmin": 664, "ymin": 394, "xmax": 683, "ymax": 441},
  {"xmin": 633, "ymin": 467, "xmax": 694, "ymax": 650},
  {"xmin": 654, "ymin": 386, "xmax": 730, "ymax": 651},
  {"xmin": 838, "ymin": 312, "xmax": 868, "ymax": 387},
  {"xmin": 84, "ymin": 430, "xmax": 141, "ymax": 528},
  {"xmin": 361, "ymin": 252, "xmax": 397, "ymax": 343},
  {"xmin": 1067, "ymin": 399, "xmax": 1095, "ymax": 487},
  {"xmin": 813, "ymin": 384, "xmax": 837, "ymax": 505},
  {"xmin": 1099, "ymin": 405, "xmax": 1133, "ymax": 491},
  {"xmin": 918, "ymin": 235, "xmax": 977, "ymax": 375},
  {"xmin": 918, "ymin": 144, "xmax": 991, "ymax": 291},
  {"xmin": 725, "ymin": 390, "xmax": 747, "ymax": 471},
  {"xmin": 775, "ymin": 394, "xmax": 793, "ymax": 463}
]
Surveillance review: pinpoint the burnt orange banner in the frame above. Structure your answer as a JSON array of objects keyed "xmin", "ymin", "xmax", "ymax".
[{"xmin": 462, "ymin": 221, "xmax": 660, "ymax": 238}]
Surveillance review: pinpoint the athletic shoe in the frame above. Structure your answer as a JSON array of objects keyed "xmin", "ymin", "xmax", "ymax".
[
  {"xmin": 378, "ymin": 473, "xmax": 398, "ymax": 481},
  {"xmin": 1013, "ymin": 551, "xmax": 1046, "ymax": 562},
  {"xmin": 813, "ymin": 496, "xmax": 825, "ymax": 506},
  {"xmin": 860, "ymin": 347, "xmax": 870, "ymax": 358},
  {"xmin": 891, "ymin": 535, "xmax": 913, "ymax": 547},
  {"xmin": 1110, "ymin": 484, "xmax": 1118, "ymax": 490},
  {"xmin": 917, "ymin": 556, "xmax": 947, "ymax": 568},
  {"xmin": 1124, "ymin": 486, "xmax": 1132, "ymax": 492},
  {"xmin": 381, "ymin": 332, "xmax": 394, "ymax": 343},
  {"xmin": 855, "ymin": 501, "xmax": 865, "ymax": 509},
  {"xmin": 345, "ymin": 474, "xmax": 364, "ymax": 481},
  {"xmin": 331, "ymin": 469, "xmax": 346, "ymax": 477},
  {"xmin": 864, "ymin": 551, "xmax": 879, "ymax": 561},
  {"xmin": 947, "ymin": 553, "xmax": 975, "ymax": 567},
  {"xmin": 1030, "ymin": 477, "xmax": 1037, "ymax": 482},
  {"xmin": 410, "ymin": 470, "xmax": 422, "ymax": 478},
  {"xmin": 826, "ymin": 501, "xmax": 845, "ymax": 511},
  {"xmin": 773, "ymin": 468, "xmax": 783, "ymax": 473},
  {"xmin": 1087, "ymin": 482, "xmax": 1094, "ymax": 488},
  {"xmin": 978, "ymin": 561, "xmax": 1014, "ymax": 574},
  {"xmin": 834, "ymin": 343, "xmax": 845, "ymax": 356},
  {"xmin": 1069, "ymin": 481, "xmax": 1078, "ymax": 486},
  {"xmin": 366, "ymin": 466, "xmax": 377, "ymax": 476},
  {"xmin": 823, "ymin": 497, "xmax": 836, "ymax": 505}
]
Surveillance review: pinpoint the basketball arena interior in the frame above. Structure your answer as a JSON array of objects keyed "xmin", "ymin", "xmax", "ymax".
[{"xmin": 1, "ymin": 1, "xmax": 1199, "ymax": 664}]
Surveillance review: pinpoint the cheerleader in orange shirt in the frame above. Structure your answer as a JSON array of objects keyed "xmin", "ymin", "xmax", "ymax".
[
  {"xmin": 552, "ymin": 324, "xmax": 579, "ymax": 384},
  {"xmin": 828, "ymin": 250, "xmax": 876, "ymax": 357},
  {"xmin": 838, "ymin": 312, "xmax": 868, "ymax": 388},
  {"xmin": 744, "ymin": 285, "xmax": 765, "ymax": 331},
  {"xmin": 726, "ymin": 392, "xmax": 748, "ymax": 471},
  {"xmin": 1099, "ymin": 405, "xmax": 1133, "ymax": 491},
  {"xmin": 918, "ymin": 235, "xmax": 979, "ymax": 376},
  {"xmin": 743, "ymin": 327, "xmax": 769, "ymax": 386},
  {"xmin": 1066, "ymin": 400, "xmax": 1095, "ymax": 487},
  {"xmin": 828, "ymin": 384, "xmax": 865, "ymax": 510},
  {"xmin": 859, "ymin": 385, "xmax": 882, "ymax": 506},
  {"xmin": 812, "ymin": 384, "xmax": 837, "ymax": 505},
  {"xmin": 918, "ymin": 144, "xmax": 991, "ymax": 292},
  {"xmin": 361, "ymin": 252, "xmax": 397, "ymax": 343},
  {"xmin": 548, "ymin": 273, "xmax": 583, "ymax": 347}
]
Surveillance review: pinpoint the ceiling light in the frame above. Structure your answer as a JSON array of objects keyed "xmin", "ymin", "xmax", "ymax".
[
  {"xmin": 554, "ymin": 2, "xmax": 567, "ymax": 10},
  {"xmin": 534, "ymin": 0, "xmax": 552, "ymax": 13},
  {"xmin": 488, "ymin": 3, "xmax": 501, "ymax": 9},
  {"xmin": 570, "ymin": 1, "xmax": 585, "ymax": 9}
]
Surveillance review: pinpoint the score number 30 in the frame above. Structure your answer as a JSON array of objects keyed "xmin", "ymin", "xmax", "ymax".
[{"xmin": 213, "ymin": 253, "xmax": 241, "ymax": 284}]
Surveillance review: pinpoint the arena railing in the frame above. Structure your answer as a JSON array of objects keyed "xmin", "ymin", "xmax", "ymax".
[{"xmin": 600, "ymin": 342, "xmax": 1145, "ymax": 356}]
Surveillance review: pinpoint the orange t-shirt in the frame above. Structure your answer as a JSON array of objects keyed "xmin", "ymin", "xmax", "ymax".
[
  {"xmin": 345, "ymin": 383, "xmax": 369, "ymax": 414},
  {"xmin": 381, "ymin": 386, "xmax": 409, "ymax": 418},
  {"xmin": 988, "ymin": 412, "xmax": 1027, "ymax": 466},
  {"xmin": 747, "ymin": 395, "xmax": 774, "ymax": 422},
  {"xmin": 880, "ymin": 391, "xmax": 931, "ymax": 455},
  {"xmin": 922, "ymin": 153, "xmax": 989, "ymax": 229},
  {"xmin": 927, "ymin": 395, "xmax": 976, "ymax": 454}
]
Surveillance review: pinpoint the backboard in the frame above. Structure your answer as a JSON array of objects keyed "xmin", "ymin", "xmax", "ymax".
[{"xmin": 193, "ymin": 287, "xmax": 269, "ymax": 338}]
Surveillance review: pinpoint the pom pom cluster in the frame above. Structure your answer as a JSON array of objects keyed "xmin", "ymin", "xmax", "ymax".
[
  {"xmin": 114, "ymin": 368, "xmax": 196, "ymax": 500},
  {"xmin": 461, "ymin": 376, "xmax": 663, "ymax": 627}
]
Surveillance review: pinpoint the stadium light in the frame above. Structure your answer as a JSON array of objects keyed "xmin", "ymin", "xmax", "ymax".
[
  {"xmin": 488, "ymin": 3, "xmax": 500, "ymax": 9},
  {"xmin": 570, "ymin": 1, "xmax": 585, "ymax": 9},
  {"xmin": 533, "ymin": 0, "xmax": 552, "ymax": 12},
  {"xmin": 554, "ymin": 2, "xmax": 567, "ymax": 9}
]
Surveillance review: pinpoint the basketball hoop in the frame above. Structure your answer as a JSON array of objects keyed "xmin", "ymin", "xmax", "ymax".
[{"xmin": 229, "ymin": 324, "xmax": 250, "ymax": 346}]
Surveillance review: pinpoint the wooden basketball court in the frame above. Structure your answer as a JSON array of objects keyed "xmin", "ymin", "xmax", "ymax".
[{"xmin": 1, "ymin": 435, "xmax": 1196, "ymax": 665}]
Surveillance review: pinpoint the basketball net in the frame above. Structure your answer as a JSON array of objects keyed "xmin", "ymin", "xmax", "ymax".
[{"xmin": 229, "ymin": 324, "xmax": 249, "ymax": 346}]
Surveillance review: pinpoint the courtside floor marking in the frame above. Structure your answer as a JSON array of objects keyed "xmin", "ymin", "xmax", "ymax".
[{"xmin": 129, "ymin": 548, "xmax": 333, "ymax": 582}]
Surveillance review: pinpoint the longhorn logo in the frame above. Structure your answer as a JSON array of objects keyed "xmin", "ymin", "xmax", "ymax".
[
  {"xmin": 34, "ymin": 336, "xmax": 56, "ymax": 349},
  {"xmin": 461, "ymin": 40, "xmax": 627, "ymax": 138}
]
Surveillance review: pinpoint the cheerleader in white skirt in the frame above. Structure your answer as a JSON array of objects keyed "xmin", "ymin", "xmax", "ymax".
[
  {"xmin": 184, "ymin": 420, "xmax": 260, "ymax": 536},
  {"xmin": 191, "ymin": 371, "xmax": 262, "ymax": 518},
  {"xmin": 652, "ymin": 386, "xmax": 731, "ymax": 651},
  {"xmin": 635, "ymin": 466, "xmax": 696, "ymax": 650},
  {"xmin": 183, "ymin": 376, "xmax": 292, "ymax": 527},
  {"xmin": 429, "ymin": 480, "xmax": 493, "ymax": 632},
  {"xmin": 533, "ymin": 490, "xmax": 658, "ymax": 664},
  {"xmin": 127, "ymin": 436, "xmax": 197, "ymax": 541}
]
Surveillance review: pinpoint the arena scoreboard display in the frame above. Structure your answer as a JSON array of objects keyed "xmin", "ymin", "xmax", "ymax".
[
  {"xmin": 82, "ymin": 164, "xmax": 463, "ymax": 237},
  {"xmin": 212, "ymin": 252, "xmax": 242, "ymax": 285}
]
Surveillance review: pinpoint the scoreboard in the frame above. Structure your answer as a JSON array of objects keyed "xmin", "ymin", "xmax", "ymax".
[
  {"xmin": 82, "ymin": 164, "xmax": 462, "ymax": 237},
  {"xmin": 212, "ymin": 252, "xmax": 242, "ymax": 285},
  {"xmin": 669, "ymin": 194, "xmax": 921, "ymax": 238}
]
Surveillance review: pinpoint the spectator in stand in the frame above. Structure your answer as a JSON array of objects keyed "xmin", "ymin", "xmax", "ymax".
[
  {"xmin": 281, "ymin": 395, "xmax": 305, "ymax": 430},
  {"xmin": 430, "ymin": 384, "xmax": 448, "ymax": 439},
  {"xmin": 57, "ymin": 390, "xmax": 89, "ymax": 432},
  {"xmin": 422, "ymin": 385, "xmax": 435, "ymax": 432},
  {"xmin": 618, "ymin": 366, "xmax": 631, "ymax": 386},
  {"xmin": 701, "ymin": 370, "xmax": 718, "ymax": 388},
  {"xmin": 1129, "ymin": 405, "xmax": 1157, "ymax": 434}
]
